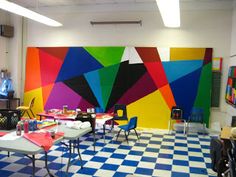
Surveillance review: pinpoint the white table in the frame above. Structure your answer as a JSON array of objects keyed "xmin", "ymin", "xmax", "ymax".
[
  {"xmin": 0, "ymin": 124, "xmax": 94, "ymax": 176},
  {"xmin": 0, "ymin": 131, "xmax": 62, "ymax": 177}
]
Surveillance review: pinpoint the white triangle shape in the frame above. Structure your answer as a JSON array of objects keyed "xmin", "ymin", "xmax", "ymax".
[
  {"xmin": 129, "ymin": 47, "xmax": 143, "ymax": 64},
  {"xmin": 121, "ymin": 47, "xmax": 130, "ymax": 62},
  {"xmin": 157, "ymin": 47, "xmax": 170, "ymax": 62}
]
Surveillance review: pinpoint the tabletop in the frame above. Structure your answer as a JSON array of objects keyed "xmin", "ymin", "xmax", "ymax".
[{"xmin": 0, "ymin": 124, "xmax": 92, "ymax": 154}]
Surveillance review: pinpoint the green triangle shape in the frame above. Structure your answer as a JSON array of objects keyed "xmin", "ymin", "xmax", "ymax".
[
  {"xmin": 99, "ymin": 63, "xmax": 120, "ymax": 109},
  {"xmin": 84, "ymin": 47, "xmax": 125, "ymax": 67},
  {"xmin": 194, "ymin": 63, "xmax": 212, "ymax": 128}
]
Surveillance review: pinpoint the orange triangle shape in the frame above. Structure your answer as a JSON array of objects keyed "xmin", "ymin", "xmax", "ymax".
[
  {"xmin": 42, "ymin": 83, "xmax": 54, "ymax": 107},
  {"xmin": 159, "ymin": 84, "xmax": 176, "ymax": 109},
  {"xmin": 25, "ymin": 48, "xmax": 42, "ymax": 92}
]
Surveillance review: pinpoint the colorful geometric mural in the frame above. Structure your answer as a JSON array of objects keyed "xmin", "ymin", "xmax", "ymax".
[{"xmin": 24, "ymin": 47, "xmax": 212, "ymax": 129}]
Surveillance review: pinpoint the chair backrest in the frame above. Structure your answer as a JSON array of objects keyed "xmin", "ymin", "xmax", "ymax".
[
  {"xmin": 189, "ymin": 107, "xmax": 204, "ymax": 123},
  {"xmin": 128, "ymin": 116, "xmax": 137, "ymax": 130},
  {"xmin": 29, "ymin": 97, "xmax": 35, "ymax": 108},
  {"xmin": 171, "ymin": 106, "xmax": 183, "ymax": 120},
  {"xmin": 114, "ymin": 104, "xmax": 128, "ymax": 120}
]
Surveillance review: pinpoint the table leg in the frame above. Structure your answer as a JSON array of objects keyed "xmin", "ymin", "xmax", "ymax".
[
  {"xmin": 77, "ymin": 138, "xmax": 83, "ymax": 168},
  {"xmin": 103, "ymin": 124, "xmax": 106, "ymax": 143},
  {"xmin": 93, "ymin": 132, "xmax": 96, "ymax": 152},
  {"xmin": 25, "ymin": 153, "xmax": 54, "ymax": 177},
  {"xmin": 66, "ymin": 141, "xmax": 72, "ymax": 174},
  {"xmin": 7, "ymin": 100, "xmax": 10, "ymax": 109},
  {"xmin": 32, "ymin": 155, "xmax": 35, "ymax": 177},
  {"xmin": 44, "ymin": 151, "xmax": 54, "ymax": 177}
]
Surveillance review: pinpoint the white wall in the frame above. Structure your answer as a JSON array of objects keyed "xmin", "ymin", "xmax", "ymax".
[
  {"xmin": 10, "ymin": 2, "xmax": 233, "ymax": 127},
  {"xmin": 8, "ymin": 15, "xmax": 23, "ymax": 98},
  {"xmin": 0, "ymin": 10, "xmax": 23, "ymax": 99},
  {"xmin": 0, "ymin": 10, "xmax": 10, "ymax": 74}
]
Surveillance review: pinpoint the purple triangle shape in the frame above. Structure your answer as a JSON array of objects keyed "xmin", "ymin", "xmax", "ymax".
[{"xmin": 45, "ymin": 82, "xmax": 93, "ymax": 111}]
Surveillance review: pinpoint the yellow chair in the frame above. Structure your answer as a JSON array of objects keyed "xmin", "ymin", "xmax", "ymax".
[{"xmin": 17, "ymin": 97, "xmax": 35, "ymax": 118}]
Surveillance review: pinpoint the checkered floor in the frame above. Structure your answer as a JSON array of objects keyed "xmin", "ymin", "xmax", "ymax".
[{"xmin": 0, "ymin": 128, "xmax": 218, "ymax": 177}]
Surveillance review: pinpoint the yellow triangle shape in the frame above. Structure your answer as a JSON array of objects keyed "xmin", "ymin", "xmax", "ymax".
[
  {"xmin": 127, "ymin": 90, "xmax": 170, "ymax": 129},
  {"xmin": 23, "ymin": 88, "xmax": 44, "ymax": 119}
]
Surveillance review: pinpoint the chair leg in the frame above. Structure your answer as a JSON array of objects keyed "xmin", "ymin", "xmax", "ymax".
[
  {"xmin": 186, "ymin": 122, "xmax": 189, "ymax": 134},
  {"xmin": 203, "ymin": 123, "xmax": 207, "ymax": 135},
  {"xmin": 116, "ymin": 129, "xmax": 122, "ymax": 141},
  {"xmin": 124, "ymin": 131, "xmax": 129, "ymax": 144},
  {"xmin": 21, "ymin": 110, "xmax": 26, "ymax": 117},
  {"xmin": 111, "ymin": 119, "xmax": 115, "ymax": 130},
  {"xmin": 168, "ymin": 119, "xmax": 172, "ymax": 134},
  {"xmin": 26, "ymin": 110, "xmax": 32, "ymax": 119},
  {"xmin": 168, "ymin": 119, "xmax": 170, "ymax": 132},
  {"xmin": 30, "ymin": 109, "xmax": 35, "ymax": 118},
  {"xmin": 134, "ymin": 129, "xmax": 139, "ymax": 140},
  {"xmin": 183, "ymin": 120, "xmax": 186, "ymax": 134}
]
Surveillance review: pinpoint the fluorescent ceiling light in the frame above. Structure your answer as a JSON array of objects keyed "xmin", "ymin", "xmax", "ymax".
[
  {"xmin": 0, "ymin": 0, "xmax": 62, "ymax": 27},
  {"xmin": 156, "ymin": 0, "xmax": 180, "ymax": 28}
]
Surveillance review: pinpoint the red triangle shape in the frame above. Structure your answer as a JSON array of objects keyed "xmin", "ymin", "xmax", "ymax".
[
  {"xmin": 39, "ymin": 47, "xmax": 68, "ymax": 61},
  {"xmin": 144, "ymin": 61, "xmax": 168, "ymax": 88},
  {"xmin": 39, "ymin": 49, "xmax": 63, "ymax": 86},
  {"xmin": 135, "ymin": 47, "xmax": 161, "ymax": 62}
]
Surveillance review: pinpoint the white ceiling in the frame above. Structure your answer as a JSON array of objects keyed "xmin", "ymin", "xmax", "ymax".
[
  {"xmin": 10, "ymin": 0, "xmax": 156, "ymax": 7},
  {"xmin": 9, "ymin": 0, "xmax": 234, "ymax": 9}
]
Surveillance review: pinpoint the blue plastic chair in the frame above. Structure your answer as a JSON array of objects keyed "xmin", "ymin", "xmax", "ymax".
[
  {"xmin": 116, "ymin": 116, "xmax": 139, "ymax": 143},
  {"xmin": 112, "ymin": 104, "xmax": 128, "ymax": 129},
  {"xmin": 95, "ymin": 107, "xmax": 104, "ymax": 113},
  {"xmin": 186, "ymin": 107, "xmax": 206, "ymax": 134}
]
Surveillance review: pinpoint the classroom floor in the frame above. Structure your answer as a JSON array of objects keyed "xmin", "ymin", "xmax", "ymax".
[{"xmin": 0, "ymin": 128, "xmax": 217, "ymax": 177}]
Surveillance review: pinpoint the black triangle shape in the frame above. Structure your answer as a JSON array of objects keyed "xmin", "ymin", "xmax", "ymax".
[
  {"xmin": 106, "ymin": 61, "xmax": 147, "ymax": 111},
  {"xmin": 63, "ymin": 75, "xmax": 99, "ymax": 107}
]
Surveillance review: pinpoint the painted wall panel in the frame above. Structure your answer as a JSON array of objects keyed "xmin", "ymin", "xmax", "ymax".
[{"xmin": 24, "ymin": 47, "xmax": 212, "ymax": 129}]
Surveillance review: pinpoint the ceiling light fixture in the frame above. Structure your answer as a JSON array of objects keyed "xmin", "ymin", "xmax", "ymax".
[
  {"xmin": 156, "ymin": 0, "xmax": 180, "ymax": 28},
  {"xmin": 90, "ymin": 20, "xmax": 142, "ymax": 26},
  {"xmin": 0, "ymin": 0, "xmax": 62, "ymax": 27}
]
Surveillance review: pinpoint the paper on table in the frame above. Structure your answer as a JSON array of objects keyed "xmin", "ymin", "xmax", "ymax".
[
  {"xmin": 24, "ymin": 131, "xmax": 64, "ymax": 151},
  {"xmin": 0, "ymin": 131, "xmax": 22, "ymax": 140},
  {"xmin": 0, "ymin": 132, "xmax": 8, "ymax": 137},
  {"xmin": 24, "ymin": 132, "xmax": 53, "ymax": 151}
]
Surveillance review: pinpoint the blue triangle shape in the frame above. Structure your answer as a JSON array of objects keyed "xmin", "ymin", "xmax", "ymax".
[
  {"xmin": 170, "ymin": 68, "xmax": 202, "ymax": 120},
  {"xmin": 84, "ymin": 70, "xmax": 104, "ymax": 110},
  {"xmin": 56, "ymin": 47, "xmax": 103, "ymax": 82},
  {"xmin": 163, "ymin": 60, "xmax": 203, "ymax": 83}
]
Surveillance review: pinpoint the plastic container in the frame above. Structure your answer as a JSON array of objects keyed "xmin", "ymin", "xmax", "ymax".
[
  {"xmin": 0, "ymin": 109, "xmax": 21, "ymax": 130},
  {"xmin": 33, "ymin": 119, "xmax": 37, "ymax": 131},
  {"xmin": 16, "ymin": 123, "xmax": 21, "ymax": 136},
  {"xmin": 63, "ymin": 105, "xmax": 68, "ymax": 114},
  {"xmin": 24, "ymin": 121, "xmax": 29, "ymax": 133},
  {"xmin": 29, "ymin": 120, "xmax": 34, "ymax": 131}
]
